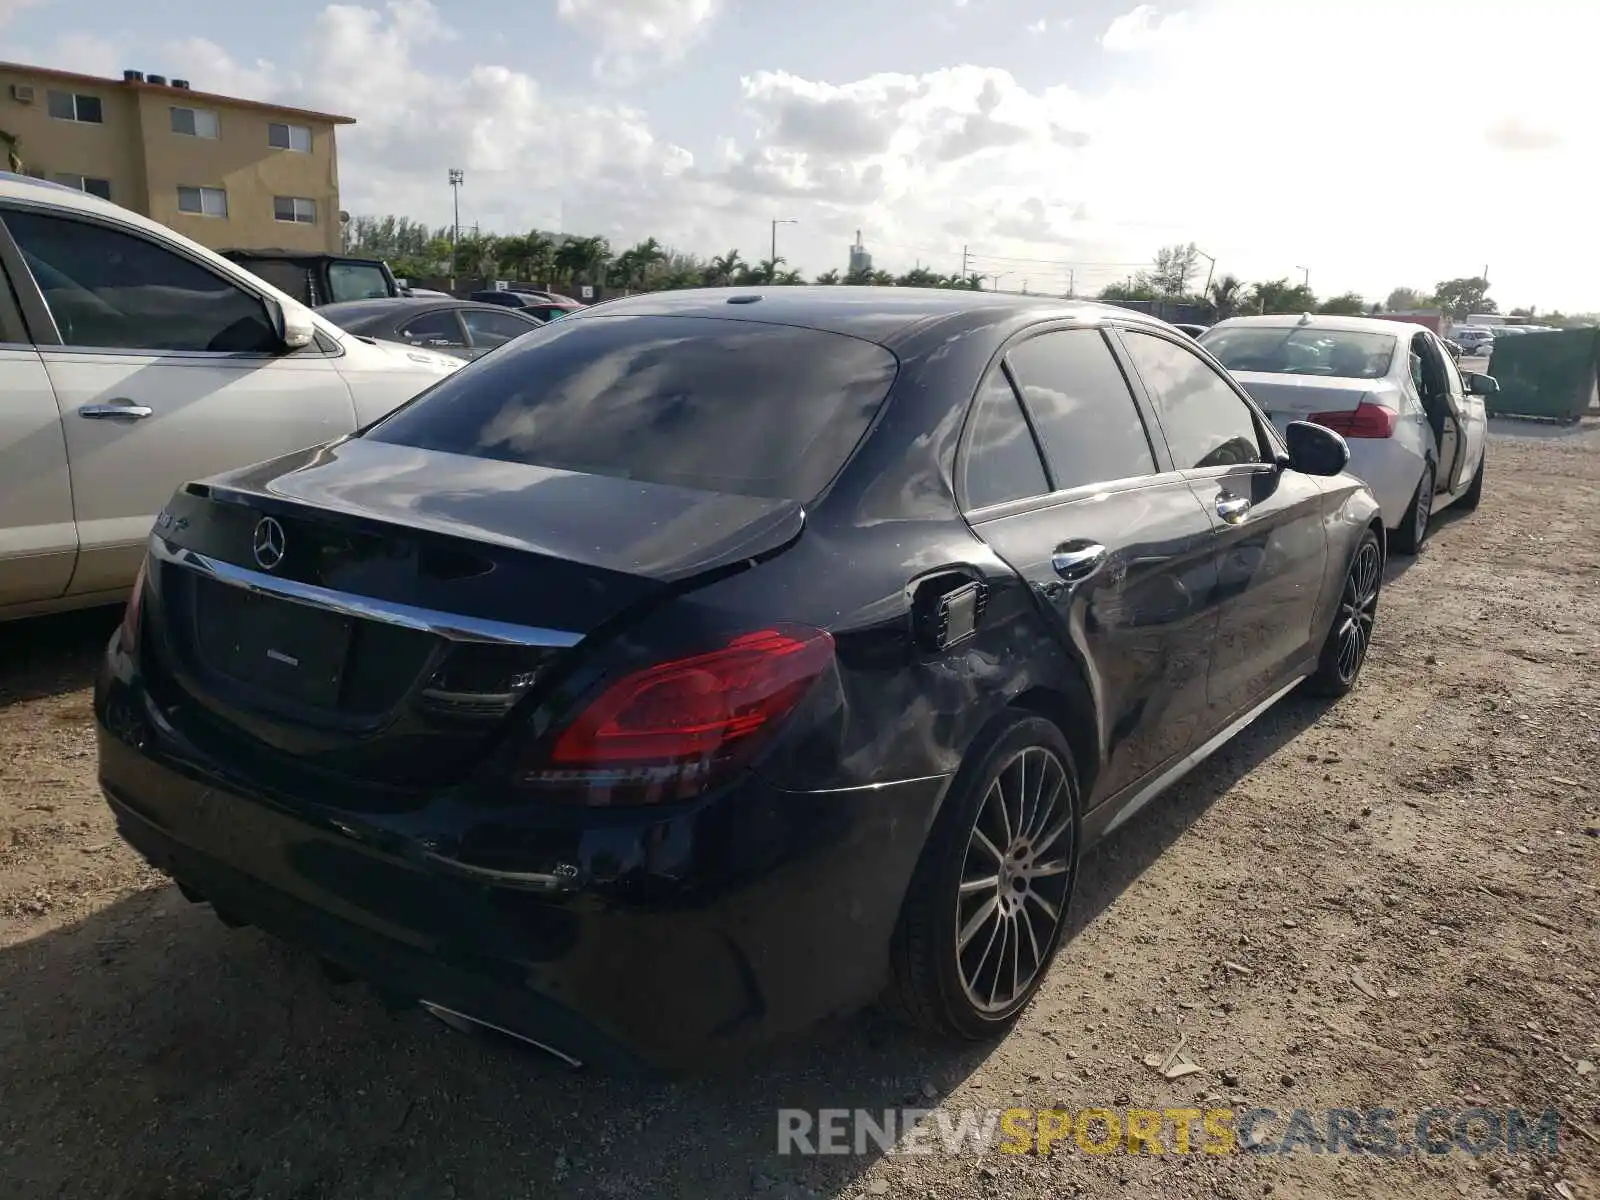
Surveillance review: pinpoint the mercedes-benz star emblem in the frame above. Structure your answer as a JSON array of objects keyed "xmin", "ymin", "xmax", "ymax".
[{"xmin": 252, "ymin": 517, "xmax": 287, "ymax": 571}]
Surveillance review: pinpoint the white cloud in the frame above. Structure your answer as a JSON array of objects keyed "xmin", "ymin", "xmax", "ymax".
[
  {"xmin": 554, "ymin": 0, "xmax": 723, "ymax": 82},
  {"xmin": 1101, "ymin": 4, "xmax": 1188, "ymax": 51},
  {"xmin": 1026, "ymin": 16, "xmax": 1072, "ymax": 34},
  {"xmin": 0, "ymin": 0, "xmax": 43, "ymax": 27}
]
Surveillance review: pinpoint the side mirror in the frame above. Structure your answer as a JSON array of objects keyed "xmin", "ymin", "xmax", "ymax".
[
  {"xmin": 1283, "ymin": 420, "xmax": 1350, "ymax": 477},
  {"xmin": 265, "ymin": 296, "xmax": 316, "ymax": 352},
  {"xmin": 1464, "ymin": 371, "xmax": 1500, "ymax": 396}
]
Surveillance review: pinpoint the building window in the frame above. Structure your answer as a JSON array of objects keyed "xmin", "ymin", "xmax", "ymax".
[
  {"xmin": 268, "ymin": 122, "xmax": 312, "ymax": 152},
  {"xmin": 176, "ymin": 186, "xmax": 228, "ymax": 217},
  {"xmin": 47, "ymin": 90, "xmax": 104, "ymax": 124},
  {"xmin": 53, "ymin": 174, "xmax": 113, "ymax": 201},
  {"xmin": 273, "ymin": 196, "xmax": 317, "ymax": 224},
  {"xmin": 170, "ymin": 106, "xmax": 220, "ymax": 138}
]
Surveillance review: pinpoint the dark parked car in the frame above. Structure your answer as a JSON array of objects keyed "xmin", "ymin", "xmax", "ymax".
[
  {"xmin": 469, "ymin": 289, "xmax": 584, "ymax": 323},
  {"xmin": 1172, "ymin": 322, "xmax": 1209, "ymax": 339},
  {"xmin": 316, "ymin": 298, "xmax": 544, "ymax": 360},
  {"xmin": 96, "ymin": 289, "xmax": 1383, "ymax": 1074},
  {"xmin": 221, "ymin": 249, "xmax": 403, "ymax": 306}
]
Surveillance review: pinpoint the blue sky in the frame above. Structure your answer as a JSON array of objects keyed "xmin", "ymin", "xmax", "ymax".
[{"xmin": 6, "ymin": 0, "xmax": 1598, "ymax": 309}]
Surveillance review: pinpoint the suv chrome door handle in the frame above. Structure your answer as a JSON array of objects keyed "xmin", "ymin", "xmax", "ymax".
[
  {"xmin": 1216, "ymin": 494, "xmax": 1252, "ymax": 523},
  {"xmin": 1051, "ymin": 543, "xmax": 1108, "ymax": 581},
  {"xmin": 79, "ymin": 402, "xmax": 153, "ymax": 420}
]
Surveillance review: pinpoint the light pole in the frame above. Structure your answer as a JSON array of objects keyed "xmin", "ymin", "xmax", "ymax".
[
  {"xmin": 988, "ymin": 272, "xmax": 1011, "ymax": 292},
  {"xmin": 448, "ymin": 168, "xmax": 464, "ymax": 290},
  {"xmin": 771, "ymin": 218, "xmax": 797, "ymax": 274},
  {"xmin": 1196, "ymin": 248, "xmax": 1216, "ymax": 297},
  {"xmin": 1295, "ymin": 264, "xmax": 1310, "ymax": 289}
]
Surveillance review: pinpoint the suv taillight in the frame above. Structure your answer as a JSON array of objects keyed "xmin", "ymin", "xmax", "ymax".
[
  {"xmin": 1310, "ymin": 402, "xmax": 1398, "ymax": 438},
  {"xmin": 520, "ymin": 625, "xmax": 835, "ymax": 804}
]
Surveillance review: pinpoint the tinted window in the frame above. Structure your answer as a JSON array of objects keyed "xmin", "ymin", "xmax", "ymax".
[
  {"xmin": 1005, "ymin": 329, "xmax": 1155, "ymax": 489},
  {"xmin": 368, "ymin": 315, "xmax": 899, "ymax": 500},
  {"xmin": 327, "ymin": 261, "xmax": 392, "ymax": 302},
  {"xmin": 1201, "ymin": 326, "xmax": 1396, "ymax": 380},
  {"xmin": 1122, "ymin": 330, "xmax": 1263, "ymax": 470},
  {"xmin": 4, "ymin": 210, "xmax": 277, "ymax": 353},
  {"xmin": 398, "ymin": 311, "xmax": 466, "ymax": 348},
  {"xmin": 462, "ymin": 308, "xmax": 536, "ymax": 348},
  {"xmin": 962, "ymin": 371, "xmax": 1049, "ymax": 510}
]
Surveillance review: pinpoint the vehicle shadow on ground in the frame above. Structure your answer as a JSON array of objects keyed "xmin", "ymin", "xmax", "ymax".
[
  {"xmin": 0, "ymin": 607, "xmax": 118, "ymax": 709},
  {"xmin": 0, "ymin": 689, "xmax": 1335, "ymax": 1200}
]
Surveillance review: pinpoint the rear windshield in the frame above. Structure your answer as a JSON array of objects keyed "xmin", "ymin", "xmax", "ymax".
[
  {"xmin": 366, "ymin": 314, "xmax": 899, "ymax": 500},
  {"xmin": 1201, "ymin": 327, "xmax": 1397, "ymax": 380}
]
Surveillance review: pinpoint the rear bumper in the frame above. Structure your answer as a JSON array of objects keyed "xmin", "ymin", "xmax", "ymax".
[{"xmin": 96, "ymin": 651, "xmax": 948, "ymax": 1073}]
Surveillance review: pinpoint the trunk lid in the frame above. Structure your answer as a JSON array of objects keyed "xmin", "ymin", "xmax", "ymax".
[
  {"xmin": 1231, "ymin": 374, "xmax": 1398, "ymax": 430},
  {"xmin": 141, "ymin": 439, "xmax": 805, "ymax": 800}
]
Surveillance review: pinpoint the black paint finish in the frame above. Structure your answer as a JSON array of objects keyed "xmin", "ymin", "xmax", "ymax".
[{"xmin": 96, "ymin": 288, "xmax": 1382, "ymax": 1071}]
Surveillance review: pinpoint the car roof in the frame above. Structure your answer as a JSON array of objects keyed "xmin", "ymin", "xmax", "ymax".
[
  {"xmin": 1208, "ymin": 313, "xmax": 1421, "ymax": 337},
  {"xmin": 318, "ymin": 298, "xmax": 526, "ymax": 320},
  {"xmin": 565, "ymin": 286, "xmax": 1171, "ymax": 346}
]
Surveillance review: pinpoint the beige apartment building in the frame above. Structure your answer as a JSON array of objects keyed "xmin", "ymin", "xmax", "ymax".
[{"xmin": 0, "ymin": 61, "xmax": 354, "ymax": 253}]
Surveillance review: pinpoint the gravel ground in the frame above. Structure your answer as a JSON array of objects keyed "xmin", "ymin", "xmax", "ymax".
[{"xmin": 1, "ymin": 419, "xmax": 1597, "ymax": 1200}]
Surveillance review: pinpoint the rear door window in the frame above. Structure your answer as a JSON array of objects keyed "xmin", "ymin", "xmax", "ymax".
[
  {"xmin": 368, "ymin": 315, "xmax": 899, "ymax": 500},
  {"xmin": 1121, "ymin": 330, "xmax": 1265, "ymax": 470},
  {"xmin": 961, "ymin": 370, "xmax": 1050, "ymax": 510},
  {"xmin": 1004, "ymin": 328, "xmax": 1156, "ymax": 489},
  {"xmin": 398, "ymin": 310, "xmax": 467, "ymax": 350}
]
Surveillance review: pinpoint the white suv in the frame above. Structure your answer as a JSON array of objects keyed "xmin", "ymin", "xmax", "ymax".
[{"xmin": 0, "ymin": 173, "xmax": 463, "ymax": 621}]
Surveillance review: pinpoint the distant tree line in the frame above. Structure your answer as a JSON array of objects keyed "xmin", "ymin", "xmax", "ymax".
[
  {"xmin": 344, "ymin": 217, "xmax": 1596, "ymax": 326},
  {"xmin": 344, "ymin": 214, "xmax": 987, "ymax": 292}
]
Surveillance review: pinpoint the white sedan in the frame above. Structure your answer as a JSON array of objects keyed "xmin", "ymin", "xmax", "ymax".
[{"xmin": 1199, "ymin": 314, "xmax": 1494, "ymax": 554}]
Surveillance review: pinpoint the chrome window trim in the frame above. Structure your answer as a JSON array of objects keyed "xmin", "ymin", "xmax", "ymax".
[{"xmin": 150, "ymin": 537, "xmax": 582, "ymax": 649}]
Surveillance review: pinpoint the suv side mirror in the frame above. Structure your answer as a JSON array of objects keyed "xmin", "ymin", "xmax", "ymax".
[
  {"xmin": 265, "ymin": 296, "xmax": 316, "ymax": 351},
  {"xmin": 1464, "ymin": 371, "xmax": 1500, "ymax": 396},
  {"xmin": 1283, "ymin": 420, "xmax": 1350, "ymax": 477}
]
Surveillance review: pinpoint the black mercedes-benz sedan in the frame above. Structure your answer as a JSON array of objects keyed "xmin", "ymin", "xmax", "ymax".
[{"xmin": 95, "ymin": 288, "xmax": 1383, "ymax": 1073}]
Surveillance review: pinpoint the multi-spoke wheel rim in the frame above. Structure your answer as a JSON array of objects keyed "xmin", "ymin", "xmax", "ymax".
[
  {"xmin": 1335, "ymin": 540, "xmax": 1382, "ymax": 683},
  {"xmin": 955, "ymin": 747, "xmax": 1074, "ymax": 1016},
  {"xmin": 1414, "ymin": 468, "xmax": 1433, "ymax": 545}
]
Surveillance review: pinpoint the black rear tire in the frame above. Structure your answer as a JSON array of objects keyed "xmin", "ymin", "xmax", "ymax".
[
  {"xmin": 1305, "ymin": 529, "xmax": 1383, "ymax": 697},
  {"xmin": 884, "ymin": 714, "xmax": 1081, "ymax": 1041},
  {"xmin": 1457, "ymin": 451, "xmax": 1485, "ymax": 511},
  {"xmin": 1391, "ymin": 462, "xmax": 1434, "ymax": 556}
]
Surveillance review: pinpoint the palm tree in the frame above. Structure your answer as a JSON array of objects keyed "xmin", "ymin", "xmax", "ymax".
[
  {"xmin": 775, "ymin": 269, "xmax": 805, "ymax": 285},
  {"xmin": 523, "ymin": 232, "xmax": 556, "ymax": 286},
  {"xmin": 707, "ymin": 250, "xmax": 746, "ymax": 286},
  {"xmin": 898, "ymin": 266, "xmax": 941, "ymax": 288},
  {"xmin": 869, "ymin": 269, "xmax": 897, "ymax": 286},
  {"xmin": 754, "ymin": 256, "xmax": 785, "ymax": 284},
  {"xmin": 1207, "ymin": 274, "xmax": 1245, "ymax": 321},
  {"xmin": 623, "ymin": 237, "xmax": 667, "ymax": 288},
  {"xmin": 813, "ymin": 269, "xmax": 842, "ymax": 286}
]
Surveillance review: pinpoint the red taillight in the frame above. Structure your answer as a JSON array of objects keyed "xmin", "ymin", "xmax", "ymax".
[
  {"xmin": 119, "ymin": 559, "xmax": 147, "ymax": 649},
  {"xmin": 524, "ymin": 625, "xmax": 835, "ymax": 803},
  {"xmin": 1309, "ymin": 402, "xmax": 1397, "ymax": 438}
]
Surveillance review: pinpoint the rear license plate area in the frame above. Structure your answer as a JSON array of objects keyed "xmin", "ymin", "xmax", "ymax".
[{"xmin": 194, "ymin": 579, "xmax": 352, "ymax": 708}]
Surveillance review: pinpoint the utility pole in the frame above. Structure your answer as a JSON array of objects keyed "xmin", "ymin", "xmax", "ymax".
[
  {"xmin": 1068, "ymin": 268, "xmax": 1075, "ymax": 298},
  {"xmin": 961, "ymin": 244, "xmax": 969, "ymax": 280},
  {"xmin": 1295, "ymin": 264, "xmax": 1310, "ymax": 289},
  {"xmin": 1197, "ymin": 249, "xmax": 1216, "ymax": 297},
  {"xmin": 771, "ymin": 218, "xmax": 797, "ymax": 270},
  {"xmin": 448, "ymin": 168, "xmax": 464, "ymax": 291}
]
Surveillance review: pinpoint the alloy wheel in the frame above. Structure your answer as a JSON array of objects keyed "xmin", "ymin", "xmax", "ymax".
[
  {"xmin": 1414, "ymin": 467, "xmax": 1434, "ymax": 546},
  {"xmin": 955, "ymin": 747, "xmax": 1074, "ymax": 1015},
  {"xmin": 1335, "ymin": 539, "xmax": 1382, "ymax": 683}
]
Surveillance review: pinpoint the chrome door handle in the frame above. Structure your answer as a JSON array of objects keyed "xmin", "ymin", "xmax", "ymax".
[
  {"xmin": 1216, "ymin": 495, "xmax": 1252, "ymax": 523},
  {"xmin": 79, "ymin": 402, "xmax": 153, "ymax": 420},
  {"xmin": 1051, "ymin": 543, "xmax": 1108, "ymax": 581}
]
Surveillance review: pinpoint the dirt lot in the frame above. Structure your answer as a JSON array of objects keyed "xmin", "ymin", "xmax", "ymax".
[{"xmin": 2, "ymin": 419, "xmax": 1597, "ymax": 1200}]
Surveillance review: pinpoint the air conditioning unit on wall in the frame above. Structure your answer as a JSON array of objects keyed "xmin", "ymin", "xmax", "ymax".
[{"xmin": 9, "ymin": 84, "xmax": 36, "ymax": 104}]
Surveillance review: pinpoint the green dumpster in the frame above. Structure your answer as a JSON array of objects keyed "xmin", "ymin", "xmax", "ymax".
[{"xmin": 1484, "ymin": 327, "xmax": 1599, "ymax": 422}]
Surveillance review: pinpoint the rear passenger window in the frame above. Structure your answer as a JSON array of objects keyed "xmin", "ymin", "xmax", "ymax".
[
  {"xmin": 962, "ymin": 372, "xmax": 1049, "ymax": 510},
  {"xmin": 1121, "ymin": 330, "xmax": 1264, "ymax": 470},
  {"xmin": 1005, "ymin": 329, "xmax": 1155, "ymax": 488}
]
